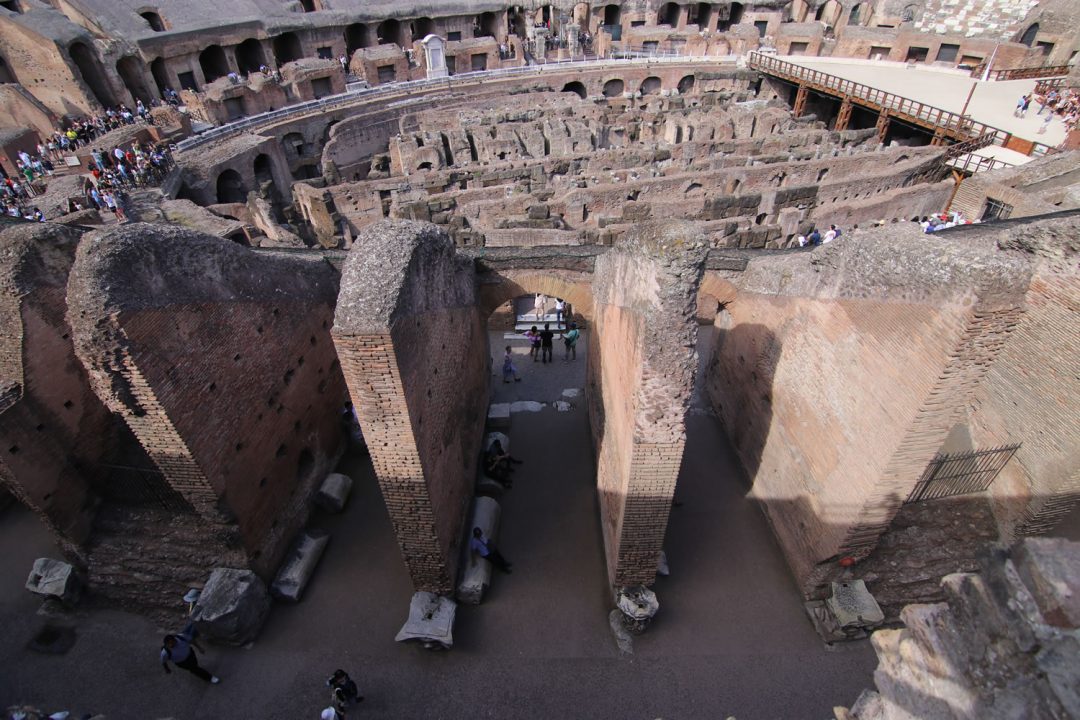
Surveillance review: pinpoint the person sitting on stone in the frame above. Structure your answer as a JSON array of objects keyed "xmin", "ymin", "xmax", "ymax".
[
  {"xmin": 484, "ymin": 438, "xmax": 521, "ymax": 487},
  {"xmin": 471, "ymin": 527, "xmax": 512, "ymax": 574},
  {"xmin": 326, "ymin": 669, "xmax": 363, "ymax": 706}
]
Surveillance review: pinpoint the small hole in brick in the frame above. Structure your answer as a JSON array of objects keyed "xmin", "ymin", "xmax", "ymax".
[
  {"xmin": 8, "ymin": 445, "xmax": 19, "ymax": 454},
  {"xmin": 283, "ymin": 369, "xmax": 294, "ymax": 385},
  {"xmin": 272, "ymin": 308, "xmax": 279, "ymax": 317},
  {"xmin": 427, "ymin": 389, "xmax": 432, "ymax": 398},
  {"xmin": 310, "ymin": 336, "xmax": 317, "ymax": 345},
  {"xmin": 330, "ymin": 360, "xmax": 340, "ymax": 372},
  {"xmin": 257, "ymin": 413, "xmax": 263, "ymax": 421},
  {"xmin": 35, "ymin": 424, "xmax": 45, "ymax": 432},
  {"xmin": 267, "ymin": 397, "xmax": 276, "ymax": 408},
  {"xmin": 234, "ymin": 354, "xmax": 241, "ymax": 362},
  {"xmin": 317, "ymin": 379, "xmax": 327, "ymax": 393},
  {"xmin": 297, "ymin": 356, "xmax": 304, "ymax": 366},
  {"xmin": 208, "ymin": 382, "xmax": 216, "ymax": 392},
  {"xmin": 62, "ymin": 333, "xmax": 70, "ymax": 340},
  {"xmin": 294, "ymin": 420, "xmax": 301, "ymax": 432},
  {"xmin": 43, "ymin": 492, "xmax": 52, "ymax": 501},
  {"xmin": 276, "ymin": 444, "xmax": 287, "ymax": 458},
  {"xmin": 322, "ymin": 320, "xmax": 328, "ymax": 329},
  {"xmin": 277, "ymin": 404, "xmax": 284, "ymax": 413},
  {"xmin": 259, "ymin": 477, "xmax": 267, "ymax": 488},
  {"xmin": 63, "ymin": 400, "xmax": 73, "ymax": 409},
  {"xmin": 256, "ymin": 326, "xmax": 263, "ymax": 334},
  {"xmin": 235, "ymin": 442, "xmax": 244, "ymax": 452}
]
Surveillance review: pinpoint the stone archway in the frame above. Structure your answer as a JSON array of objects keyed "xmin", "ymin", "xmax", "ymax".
[
  {"xmin": 69, "ymin": 41, "xmax": 118, "ymax": 108},
  {"xmin": 216, "ymin": 169, "xmax": 247, "ymax": 204}
]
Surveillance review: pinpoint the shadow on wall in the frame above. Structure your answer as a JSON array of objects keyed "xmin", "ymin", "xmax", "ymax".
[{"xmin": 706, "ymin": 318, "xmax": 776, "ymax": 483}]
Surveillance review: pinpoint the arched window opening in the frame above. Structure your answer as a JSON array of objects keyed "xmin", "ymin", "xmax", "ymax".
[
  {"xmin": 199, "ymin": 45, "xmax": 229, "ymax": 83},
  {"xmin": 116, "ymin": 56, "xmax": 152, "ymax": 103},
  {"xmin": 412, "ymin": 17, "xmax": 435, "ymax": 41},
  {"xmin": 677, "ymin": 75, "xmax": 696, "ymax": 94},
  {"xmin": 640, "ymin": 76, "xmax": 661, "ymax": 95},
  {"xmin": 149, "ymin": 57, "xmax": 169, "ymax": 97},
  {"xmin": 235, "ymin": 39, "xmax": 266, "ymax": 74},
  {"xmin": 0, "ymin": 55, "xmax": 18, "ymax": 84},
  {"xmin": 659, "ymin": 2, "xmax": 680, "ymax": 26},
  {"xmin": 377, "ymin": 19, "xmax": 402, "ymax": 46},
  {"xmin": 140, "ymin": 10, "xmax": 166, "ymax": 32},
  {"xmin": 216, "ymin": 169, "xmax": 247, "ymax": 204},
  {"xmin": 603, "ymin": 78, "xmax": 624, "ymax": 97},
  {"xmin": 273, "ymin": 32, "xmax": 303, "ymax": 65},
  {"xmin": 345, "ymin": 24, "xmax": 370, "ymax": 54},
  {"xmin": 475, "ymin": 11, "xmax": 498, "ymax": 38},
  {"xmin": 1019, "ymin": 24, "xmax": 1039, "ymax": 47},
  {"xmin": 69, "ymin": 42, "xmax": 117, "ymax": 107},
  {"xmin": 562, "ymin": 81, "xmax": 587, "ymax": 99}
]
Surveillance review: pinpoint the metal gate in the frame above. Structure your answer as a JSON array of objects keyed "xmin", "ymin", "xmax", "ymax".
[{"xmin": 905, "ymin": 444, "xmax": 1021, "ymax": 504}]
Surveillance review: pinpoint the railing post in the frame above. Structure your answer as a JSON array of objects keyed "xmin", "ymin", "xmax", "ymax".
[
  {"xmin": 875, "ymin": 109, "xmax": 890, "ymax": 143},
  {"xmin": 793, "ymin": 84, "xmax": 809, "ymax": 117},
  {"xmin": 835, "ymin": 97, "xmax": 852, "ymax": 131}
]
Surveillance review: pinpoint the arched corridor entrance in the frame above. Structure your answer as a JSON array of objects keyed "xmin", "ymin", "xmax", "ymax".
[{"xmin": 69, "ymin": 42, "xmax": 117, "ymax": 108}]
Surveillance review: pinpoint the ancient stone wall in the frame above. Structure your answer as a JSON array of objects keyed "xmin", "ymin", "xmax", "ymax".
[
  {"xmin": 589, "ymin": 220, "xmax": 706, "ymax": 587},
  {"xmin": 332, "ymin": 220, "xmax": 488, "ymax": 593},
  {"xmin": 67, "ymin": 224, "xmax": 346, "ymax": 577},
  {"xmin": 839, "ymin": 537, "xmax": 1080, "ymax": 720},
  {"xmin": 0, "ymin": 224, "xmax": 114, "ymax": 561},
  {"xmin": 703, "ymin": 224, "xmax": 1036, "ymax": 597}
]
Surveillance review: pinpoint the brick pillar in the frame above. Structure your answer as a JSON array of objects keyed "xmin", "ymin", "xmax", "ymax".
[
  {"xmin": 333, "ymin": 220, "xmax": 488, "ymax": 594},
  {"xmin": 590, "ymin": 221, "xmax": 707, "ymax": 588},
  {"xmin": 875, "ymin": 109, "xmax": 890, "ymax": 143}
]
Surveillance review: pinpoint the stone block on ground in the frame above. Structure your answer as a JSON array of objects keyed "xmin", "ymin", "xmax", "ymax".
[
  {"xmin": 827, "ymin": 580, "xmax": 884, "ymax": 629},
  {"xmin": 457, "ymin": 496, "xmax": 502, "ymax": 604},
  {"xmin": 271, "ymin": 530, "xmax": 330, "ymax": 603},
  {"xmin": 25, "ymin": 559, "xmax": 81, "ymax": 605},
  {"xmin": 315, "ymin": 473, "xmax": 354, "ymax": 513},
  {"xmin": 487, "ymin": 402, "xmax": 511, "ymax": 429},
  {"xmin": 193, "ymin": 568, "xmax": 271, "ymax": 645},
  {"xmin": 395, "ymin": 591, "xmax": 456, "ymax": 649},
  {"xmin": 510, "ymin": 400, "xmax": 543, "ymax": 413}
]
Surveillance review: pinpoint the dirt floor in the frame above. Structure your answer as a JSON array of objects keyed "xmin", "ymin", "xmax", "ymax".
[{"xmin": 1, "ymin": 326, "xmax": 884, "ymax": 719}]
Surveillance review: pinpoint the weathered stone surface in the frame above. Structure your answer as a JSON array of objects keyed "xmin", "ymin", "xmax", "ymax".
[
  {"xmin": 457, "ymin": 496, "xmax": 501, "ymax": 605},
  {"xmin": 271, "ymin": 530, "xmax": 329, "ymax": 603},
  {"xmin": 25, "ymin": 558, "xmax": 81, "ymax": 604},
  {"xmin": 827, "ymin": 580, "xmax": 884, "ymax": 629},
  {"xmin": 487, "ymin": 403, "xmax": 511, "ymax": 429},
  {"xmin": 840, "ymin": 538, "xmax": 1080, "ymax": 720},
  {"xmin": 315, "ymin": 473, "xmax": 354, "ymax": 514},
  {"xmin": 395, "ymin": 591, "xmax": 456, "ymax": 649},
  {"xmin": 1012, "ymin": 537, "xmax": 1080, "ymax": 629},
  {"xmin": 192, "ymin": 568, "xmax": 270, "ymax": 646}
]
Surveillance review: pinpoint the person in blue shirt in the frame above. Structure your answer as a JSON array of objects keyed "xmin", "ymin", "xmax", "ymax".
[
  {"xmin": 161, "ymin": 623, "xmax": 219, "ymax": 684},
  {"xmin": 471, "ymin": 527, "xmax": 512, "ymax": 573}
]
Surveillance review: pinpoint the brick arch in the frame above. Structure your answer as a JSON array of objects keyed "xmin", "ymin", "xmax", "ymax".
[{"xmin": 478, "ymin": 269, "xmax": 594, "ymax": 320}]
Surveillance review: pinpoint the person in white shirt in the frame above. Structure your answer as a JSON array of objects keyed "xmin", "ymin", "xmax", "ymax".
[
  {"xmin": 822, "ymin": 228, "xmax": 836, "ymax": 243},
  {"xmin": 554, "ymin": 298, "xmax": 566, "ymax": 327}
]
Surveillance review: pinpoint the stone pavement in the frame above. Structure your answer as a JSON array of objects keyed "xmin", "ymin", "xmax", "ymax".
[
  {"xmin": 786, "ymin": 58, "xmax": 1068, "ymax": 145},
  {"xmin": 0, "ymin": 326, "xmax": 883, "ymax": 719}
]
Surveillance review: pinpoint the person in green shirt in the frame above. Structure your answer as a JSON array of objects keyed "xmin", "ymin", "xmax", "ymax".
[{"xmin": 563, "ymin": 323, "xmax": 580, "ymax": 362}]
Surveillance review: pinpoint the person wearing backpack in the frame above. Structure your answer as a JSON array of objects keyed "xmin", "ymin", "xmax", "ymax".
[{"xmin": 160, "ymin": 623, "xmax": 219, "ymax": 684}]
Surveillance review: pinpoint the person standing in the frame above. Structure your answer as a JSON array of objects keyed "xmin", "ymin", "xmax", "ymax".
[
  {"xmin": 563, "ymin": 323, "xmax": 580, "ymax": 362},
  {"xmin": 808, "ymin": 228, "xmax": 821, "ymax": 246},
  {"xmin": 539, "ymin": 323, "xmax": 554, "ymax": 363},
  {"xmin": 161, "ymin": 625, "xmax": 220, "ymax": 684},
  {"xmin": 525, "ymin": 325, "xmax": 541, "ymax": 361},
  {"xmin": 471, "ymin": 527, "xmax": 512, "ymax": 573},
  {"xmin": 533, "ymin": 293, "xmax": 546, "ymax": 321},
  {"xmin": 502, "ymin": 346, "xmax": 522, "ymax": 383},
  {"xmin": 554, "ymin": 298, "xmax": 566, "ymax": 327}
]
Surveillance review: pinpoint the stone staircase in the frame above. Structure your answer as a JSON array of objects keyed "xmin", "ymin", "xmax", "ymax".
[{"xmin": 85, "ymin": 503, "xmax": 247, "ymax": 620}]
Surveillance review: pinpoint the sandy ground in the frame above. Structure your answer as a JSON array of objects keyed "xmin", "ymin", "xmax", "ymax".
[
  {"xmin": 12, "ymin": 326, "xmax": 1077, "ymax": 719},
  {"xmin": 784, "ymin": 58, "xmax": 1068, "ymax": 145}
]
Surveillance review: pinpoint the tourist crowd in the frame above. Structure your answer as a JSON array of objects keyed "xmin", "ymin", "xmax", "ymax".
[
  {"xmin": 1016, "ymin": 87, "xmax": 1080, "ymax": 135},
  {"xmin": 1, "ymin": 103, "xmax": 176, "ymax": 224}
]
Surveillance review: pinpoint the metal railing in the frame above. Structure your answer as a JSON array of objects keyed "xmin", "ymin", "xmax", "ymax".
[
  {"xmin": 176, "ymin": 54, "xmax": 731, "ymax": 153},
  {"xmin": 748, "ymin": 52, "xmax": 1058, "ymax": 157},
  {"xmin": 947, "ymin": 152, "xmax": 1015, "ymax": 174}
]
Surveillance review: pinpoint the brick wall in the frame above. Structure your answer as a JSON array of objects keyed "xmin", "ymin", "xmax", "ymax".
[{"xmin": 333, "ymin": 220, "xmax": 488, "ymax": 593}]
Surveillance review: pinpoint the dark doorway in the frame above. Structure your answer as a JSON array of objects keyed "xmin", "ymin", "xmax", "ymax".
[
  {"xmin": 116, "ymin": 56, "xmax": 152, "ymax": 103},
  {"xmin": 149, "ymin": 57, "xmax": 169, "ymax": 96},
  {"xmin": 377, "ymin": 19, "xmax": 402, "ymax": 46},
  {"xmin": 199, "ymin": 45, "xmax": 229, "ymax": 83},
  {"xmin": 602, "ymin": 78, "xmax": 624, "ymax": 97},
  {"xmin": 640, "ymin": 76, "xmax": 661, "ymax": 95},
  {"xmin": 562, "ymin": 81, "xmax": 586, "ymax": 99},
  {"xmin": 345, "ymin": 23, "xmax": 370, "ymax": 54},
  {"xmin": 273, "ymin": 32, "xmax": 303, "ymax": 65},
  {"xmin": 236, "ymin": 39, "xmax": 266, "ymax": 74},
  {"xmin": 719, "ymin": 2, "xmax": 744, "ymax": 30},
  {"xmin": 696, "ymin": 2, "xmax": 713, "ymax": 30},
  {"xmin": 216, "ymin": 169, "xmax": 247, "ymax": 203},
  {"xmin": 69, "ymin": 42, "xmax": 117, "ymax": 107},
  {"xmin": 476, "ymin": 11, "xmax": 498, "ymax": 38},
  {"xmin": 677, "ymin": 74, "xmax": 696, "ymax": 94},
  {"xmin": 603, "ymin": 4, "xmax": 621, "ymax": 27},
  {"xmin": 412, "ymin": 17, "xmax": 435, "ymax": 42},
  {"xmin": 254, "ymin": 153, "xmax": 275, "ymax": 195},
  {"xmin": 659, "ymin": 2, "xmax": 680, "ymax": 26},
  {"xmin": 1019, "ymin": 23, "xmax": 1038, "ymax": 47}
]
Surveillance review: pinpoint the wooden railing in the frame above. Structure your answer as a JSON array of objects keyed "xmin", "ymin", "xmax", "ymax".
[
  {"xmin": 971, "ymin": 64, "xmax": 1071, "ymax": 81},
  {"xmin": 748, "ymin": 53, "xmax": 1058, "ymax": 158}
]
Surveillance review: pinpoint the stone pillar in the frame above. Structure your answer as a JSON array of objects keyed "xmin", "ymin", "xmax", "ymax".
[
  {"xmin": 588, "ymin": 221, "xmax": 707, "ymax": 589},
  {"xmin": 875, "ymin": 109, "xmax": 890, "ymax": 143},
  {"xmin": 332, "ymin": 220, "xmax": 488, "ymax": 594},
  {"xmin": 420, "ymin": 35, "xmax": 448, "ymax": 79}
]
